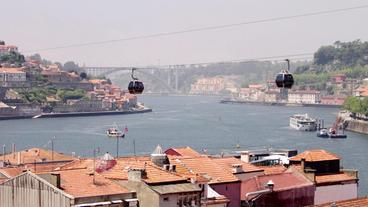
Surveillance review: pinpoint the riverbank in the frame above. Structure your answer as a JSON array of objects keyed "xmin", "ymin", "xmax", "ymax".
[
  {"xmin": 0, "ymin": 107, "xmax": 152, "ymax": 120},
  {"xmin": 220, "ymin": 100, "xmax": 342, "ymax": 108},
  {"xmin": 338, "ymin": 111, "xmax": 368, "ymax": 135}
]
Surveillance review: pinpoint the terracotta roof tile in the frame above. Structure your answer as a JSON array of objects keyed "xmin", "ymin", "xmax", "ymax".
[
  {"xmin": 210, "ymin": 157, "xmax": 263, "ymax": 173},
  {"xmin": 165, "ymin": 146, "xmax": 201, "ymax": 157},
  {"xmin": 306, "ymin": 196, "xmax": 368, "ymax": 207},
  {"xmin": 42, "ymin": 169, "xmax": 131, "ymax": 198},
  {"xmin": 289, "ymin": 150, "xmax": 340, "ymax": 162},
  {"xmin": 0, "ymin": 67, "xmax": 24, "ymax": 74},
  {"xmin": 257, "ymin": 165, "xmax": 287, "ymax": 175},
  {"xmin": 0, "ymin": 162, "xmax": 72, "ymax": 178},
  {"xmin": 57, "ymin": 157, "xmax": 186, "ymax": 184},
  {"xmin": 3, "ymin": 148, "xmax": 75, "ymax": 165},
  {"xmin": 315, "ymin": 172, "xmax": 357, "ymax": 184},
  {"xmin": 171, "ymin": 156, "xmax": 239, "ymax": 184}
]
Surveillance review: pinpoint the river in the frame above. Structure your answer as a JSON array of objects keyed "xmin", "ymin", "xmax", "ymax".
[{"xmin": 1, "ymin": 95, "xmax": 368, "ymax": 195}]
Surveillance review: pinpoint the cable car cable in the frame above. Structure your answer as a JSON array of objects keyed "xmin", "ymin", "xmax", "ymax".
[{"xmin": 23, "ymin": 4, "xmax": 368, "ymax": 53}]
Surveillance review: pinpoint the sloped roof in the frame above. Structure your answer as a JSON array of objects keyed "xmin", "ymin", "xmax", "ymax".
[
  {"xmin": 256, "ymin": 165, "xmax": 287, "ymax": 175},
  {"xmin": 58, "ymin": 157, "xmax": 187, "ymax": 184},
  {"xmin": 171, "ymin": 156, "xmax": 239, "ymax": 184},
  {"xmin": 150, "ymin": 183, "xmax": 201, "ymax": 195},
  {"xmin": 315, "ymin": 172, "xmax": 357, "ymax": 184},
  {"xmin": 54, "ymin": 169, "xmax": 131, "ymax": 198},
  {"xmin": 305, "ymin": 196, "xmax": 368, "ymax": 207},
  {"xmin": 3, "ymin": 148, "xmax": 75, "ymax": 165},
  {"xmin": 289, "ymin": 150, "xmax": 340, "ymax": 162},
  {"xmin": 210, "ymin": 157, "xmax": 263, "ymax": 173},
  {"xmin": 242, "ymin": 172, "xmax": 313, "ymax": 200},
  {"xmin": 165, "ymin": 146, "xmax": 201, "ymax": 157}
]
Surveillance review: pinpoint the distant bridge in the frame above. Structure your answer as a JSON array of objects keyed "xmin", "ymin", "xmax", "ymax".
[{"xmin": 83, "ymin": 66, "xmax": 182, "ymax": 92}]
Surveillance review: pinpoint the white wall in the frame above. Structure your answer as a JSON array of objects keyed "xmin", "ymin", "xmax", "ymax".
[{"xmin": 314, "ymin": 183, "xmax": 357, "ymax": 205}]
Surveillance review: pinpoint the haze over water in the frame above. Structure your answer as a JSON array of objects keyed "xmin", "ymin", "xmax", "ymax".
[{"xmin": 1, "ymin": 95, "xmax": 368, "ymax": 194}]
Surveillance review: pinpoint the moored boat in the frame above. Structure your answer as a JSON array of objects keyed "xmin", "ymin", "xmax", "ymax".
[{"xmin": 289, "ymin": 114, "xmax": 317, "ymax": 131}]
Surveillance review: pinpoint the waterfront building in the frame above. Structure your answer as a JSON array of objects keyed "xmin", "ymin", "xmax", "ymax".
[
  {"xmin": 0, "ymin": 67, "xmax": 26, "ymax": 87},
  {"xmin": 264, "ymin": 90, "xmax": 281, "ymax": 103},
  {"xmin": 288, "ymin": 90, "xmax": 321, "ymax": 104},
  {"xmin": 288, "ymin": 149, "xmax": 359, "ymax": 205},
  {"xmin": 190, "ymin": 77, "xmax": 225, "ymax": 95},
  {"xmin": 320, "ymin": 96, "xmax": 346, "ymax": 105}
]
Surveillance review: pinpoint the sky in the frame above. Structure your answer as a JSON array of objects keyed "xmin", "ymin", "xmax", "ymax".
[{"xmin": 1, "ymin": 0, "xmax": 368, "ymax": 67}]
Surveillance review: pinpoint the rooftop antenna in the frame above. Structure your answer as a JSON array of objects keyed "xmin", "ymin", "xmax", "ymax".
[
  {"xmin": 2, "ymin": 145, "xmax": 5, "ymax": 163},
  {"xmin": 51, "ymin": 136, "xmax": 55, "ymax": 161}
]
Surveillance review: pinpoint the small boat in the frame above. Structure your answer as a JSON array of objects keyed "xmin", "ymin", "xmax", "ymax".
[
  {"xmin": 290, "ymin": 114, "xmax": 317, "ymax": 131},
  {"xmin": 106, "ymin": 124, "xmax": 125, "ymax": 138},
  {"xmin": 317, "ymin": 128, "xmax": 347, "ymax": 139}
]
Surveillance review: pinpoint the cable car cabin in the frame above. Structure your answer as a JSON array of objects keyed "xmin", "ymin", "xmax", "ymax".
[
  {"xmin": 128, "ymin": 80, "xmax": 144, "ymax": 94},
  {"xmin": 275, "ymin": 72, "xmax": 294, "ymax": 89}
]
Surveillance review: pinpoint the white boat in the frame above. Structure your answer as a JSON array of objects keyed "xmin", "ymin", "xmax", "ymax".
[
  {"xmin": 106, "ymin": 123, "xmax": 125, "ymax": 138},
  {"xmin": 289, "ymin": 114, "xmax": 317, "ymax": 131}
]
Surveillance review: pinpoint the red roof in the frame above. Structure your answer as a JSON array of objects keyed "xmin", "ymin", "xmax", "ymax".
[{"xmin": 242, "ymin": 172, "xmax": 313, "ymax": 200}]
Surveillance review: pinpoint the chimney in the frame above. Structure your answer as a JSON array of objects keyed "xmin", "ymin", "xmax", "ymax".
[
  {"xmin": 39, "ymin": 173, "xmax": 61, "ymax": 189},
  {"xmin": 231, "ymin": 164, "xmax": 243, "ymax": 174},
  {"xmin": 128, "ymin": 168, "xmax": 147, "ymax": 182},
  {"xmin": 169, "ymin": 164, "xmax": 176, "ymax": 172},
  {"xmin": 301, "ymin": 158, "xmax": 306, "ymax": 172},
  {"xmin": 17, "ymin": 152, "xmax": 21, "ymax": 165}
]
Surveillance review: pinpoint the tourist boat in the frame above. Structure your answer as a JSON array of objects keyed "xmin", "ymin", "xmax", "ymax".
[
  {"xmin": 289, "ymin": 114, "xmax": 317, "ymax": 131},
  {"xmin": 106, "ymin": 126, "xmax": 125, "ymax": 138}
]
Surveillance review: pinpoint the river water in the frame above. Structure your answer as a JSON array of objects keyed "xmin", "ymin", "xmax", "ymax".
[{"xmin": 1, "ymin": 95, "xmax": 368, "ymax": 195}]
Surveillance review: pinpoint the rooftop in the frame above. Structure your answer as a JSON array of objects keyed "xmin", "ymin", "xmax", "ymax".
[
  {"xmin": 315, "ymin": 172, "xmax": 357, "ymax": 184},
  {"xmin": 170, "ymin": 156, "xmax": 239, "ymax": 184},
  {"xmin": 0, "ymin": 67, "xmax": 24, "ymax": 74},
  {"xmin": 165, "ymin": 146, "xmax": 202, "ymax": 157},
  {"xmin": 289, "ymin": 149, "xmax": 340, "ymax": 162},
  {"xmin": 256, "ymin": 165, "xmax": 287, "ymax": 175},
  {"xmin": 242, "ymin": 172, "xmax": 313, "ymax": 200},
  {"xmin": 52, "ymin": 169, "xmax": 131, "ymax": 198},
  {"xmin": 210, "ymin": 157, "xmax": 263, "ymax": 173},
  {"xmin": 3, "ymin": 148, "xmax": 75, "ymax": 165},
  {"xmin": 306, "ymin": 196, "xmax": 368, "ymax": 207}
]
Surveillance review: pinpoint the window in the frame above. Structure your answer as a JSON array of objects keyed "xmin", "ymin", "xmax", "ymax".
[{"xmin": 163, "ymin": 197, "xmax": 169, "ymax": 201}]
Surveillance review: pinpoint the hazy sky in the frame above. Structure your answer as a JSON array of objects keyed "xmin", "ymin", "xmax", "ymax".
[{"xmin": 2, "ymin": 0, "xmax": 368, "ymax": 66}]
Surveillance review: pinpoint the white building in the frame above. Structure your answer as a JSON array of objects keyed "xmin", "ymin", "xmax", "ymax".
[
  {"xmin": 0, "ymin": 68, "xmax": 26, "ymax": 82},
  {"xmin": 288, "ymin": 90, "xmax": 321, "ymax": 104}
]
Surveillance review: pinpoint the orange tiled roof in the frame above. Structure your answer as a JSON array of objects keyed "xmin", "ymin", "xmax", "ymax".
[
  {"xmin": 0, "ymin": 67, "xmax": 24, "ymax": 74},
  {"xmin": 171, "ymin": 156, "xmax": 239, "ymax": 184},
  {"xmin": 165, "ymin": 146, "xmax": 202, "ymax": 157},
  {"xmin": 45, "ymin": 169, "xmax": 131, "ymax": 198},
  {"xmin": 57, "ymin": 157, "xmax": 187, "ymax": 184},
  {"xmin": 289, "ymin": 149, "xmax": 340, "ymax": 162},
  {"xmin": 102, "ymin": 157, "xmax": 186, "ymax": 184},
  {"xmin": 210, "ymin": 157, "xmax": 263, "ymax": 173},
  {"xmin": 257, "ymin": 165, "xmax": 287, "ymax": 175},
  {"xmin": 0, "ymin": 162, "xmax": 69, "ymax": 178},
  {"xmin": 306, "ymin": 196, "xmax": 368, "ymax": 207},
  {"xmin": 315, "ymin": 172, "xmax": 357, "ymax": 184},
  {"xmin": 3, "ymin": 148, "xmax": 75, "ymax": 165}
]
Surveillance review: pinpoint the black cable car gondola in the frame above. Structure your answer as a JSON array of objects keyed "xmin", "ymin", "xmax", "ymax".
[
  {"xmin": 275, "ymin": 59, "xmax": 294, "ymax": 89},
  {"xmin": 128, "ymin": 68, "xmax": 144, "ymax": 94}
]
